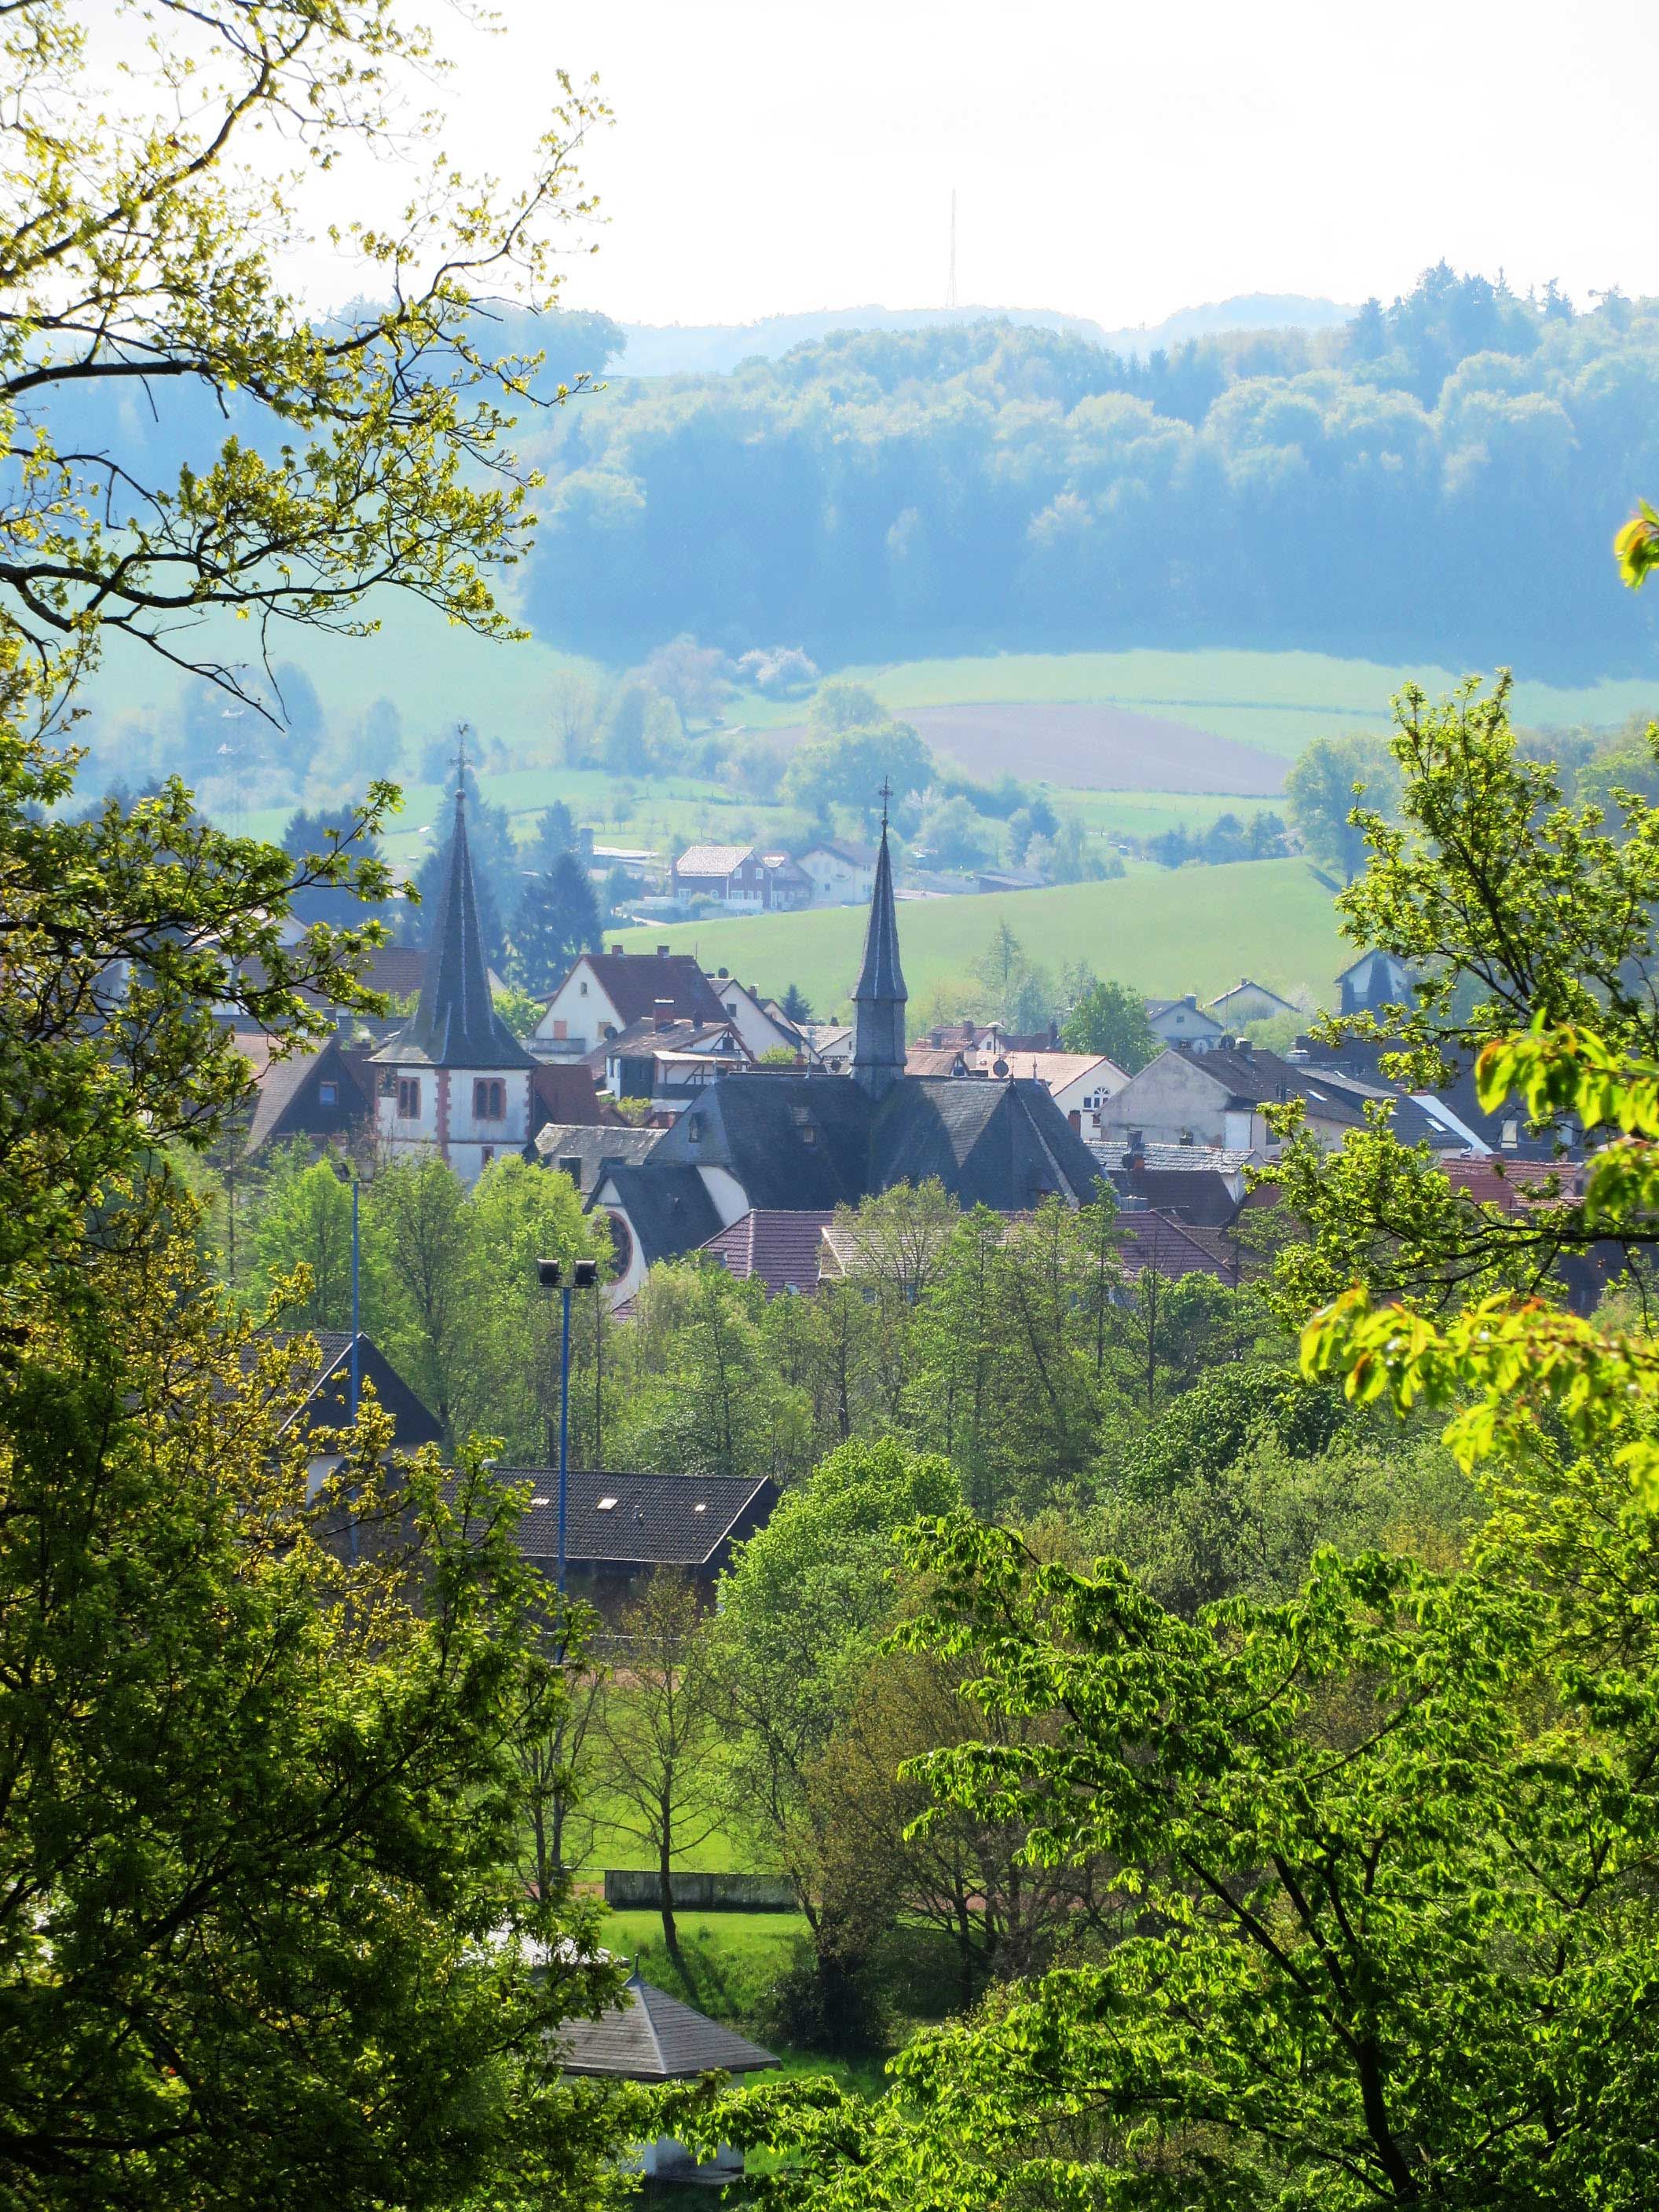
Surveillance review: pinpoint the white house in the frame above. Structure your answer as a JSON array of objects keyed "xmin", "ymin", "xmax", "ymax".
[
  {"xmin": 531, "ymin": 946, "xmax": 726, "ymax": 1056},
  {"xmin": 705, "ymin": 969, "xmax": 805, "ymax": 1059},
  {"xmin": 1145, "ymin": 994, "xmax": 1227, "ymax": 1054},
  {"xmin": 672, "ymin": 843, "xmax": 769, "ymax": 910},
  {"xmin": 797, "ymin": 840, "xmax": 877, "ymax": 907},
  {"xmin": 1204, "ymin": 977, "xmax": 1302, "ymax": 1027},
  {"xmin": 369, "ymin": 789, "xmax": 533, "ymax": 1186}
]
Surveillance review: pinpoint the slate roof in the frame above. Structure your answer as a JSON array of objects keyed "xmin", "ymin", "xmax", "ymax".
[
  {"xmin": 700, "ymin": 1210, "xmax": 836, "ymax": 1295},
  {"xmin": 873, "ymin": 1076, "xmax": 1108, "ymax": 1207},
  {"xmin": 571, "ymin": 952, "xmax": 726, "ymax": 1029},
  {"xmin": 535, "ymin": 1122, "xmax": 664, "ymax": 1192},
  {"xmin": 251, "ymin": 1331, "xmax": 445, "ymax": 1451},
  {"xmin": 599, "ymin": 1163, "xmax": 723, "ymax": 1262},
  {"xmin": 1092, "ymin": 1141, "xmax": 1258, "ymax": 1176},
  {"xmin": 240, "ymin": 1035, "xmax": 371, "ymax": 1156},
  {"xmin": 555, "ymin": 1972, "xmax": 778, "ymax": 2079},
  {"xmin": 486, "ymin": 1470, "xmax": 778, "ymax": 1569},
  {"xmin": 853, "ymin": 824, "xmax": 906, "ymax": 1007},
  {"xmin": 1119, "ymin": 1168, "xmax": 1243, "ymax": 1227},
  {"xmin": 374, "ymin": 793, "xmax": 529, "ymax": 1071}
]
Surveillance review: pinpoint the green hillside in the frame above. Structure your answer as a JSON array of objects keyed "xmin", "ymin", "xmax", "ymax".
[
  {"xmin": 793, "ymin": 650, "xmax": 1659, "ymax": 758},
  {"xmin": 613, "ymin": 859, "xmax": 1346, "ymax": 1023}
]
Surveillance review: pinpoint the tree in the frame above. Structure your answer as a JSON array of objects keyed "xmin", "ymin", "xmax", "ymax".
[
  {"xmin": 1, "ymin": 0, "xmax": 604, "ymax": 731},
  {"xmin": 782, "ymin": 983, "xmax": 815, "ymax": 1024},
  {"xmin": 251, "ymin": 1147, "xmax": 357, "ymax": 1329},
  {"xmin": 1059, "ymin": 976, "xmax": 1158, "ymax": 1070},
  {"xmin": 362, "ymin": 1158, "xmax": 477, "ymax": 1444},
  {"xmin": 614, "ymin": 1259, "xmax": 810, "ymax": 1481},
  {"xmin": 638, "ymin": 635, "xmax": 731, "ymax": 725},
  {"xmin": 784, "ymin": 723, "xmax": 933, "ymax": 828},
  {"xmin": 709, "ymin": 1440, "xmax": 960, "ymax": 2018},
  {"xmin": 1284, "ymin": 732, "xmax": 1403, "ymax": 883},
  {"xmin": 594, "ymin": 1572, "xmax": 725, "ymax": 1979},
  {"xmin": 511, "ymin": 851, "xmax": 602, "ymax": 993},
  {"xmin": 809, "ymin": 679, "xmax": 888, "ymax": 734},
  {"xmin": 526, "ymin": 800, "xmax": 581, "ymax": 873}
]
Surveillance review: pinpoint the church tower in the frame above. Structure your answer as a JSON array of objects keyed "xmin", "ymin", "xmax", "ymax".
[
  {"xmin": 371, "ymin": 778, "xmax": 533, "ymax": 1183},
  {"xmin": 851, "ymin": 794, "xmax": 907, "ymax": 1099}
]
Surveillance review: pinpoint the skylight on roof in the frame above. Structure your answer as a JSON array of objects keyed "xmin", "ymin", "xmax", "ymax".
[
  {"xmin": 531, "ymin": 1495, "xmax": 551, "ymax": 1507},
  {"xmin": 693, "ymin": 1501, "xmax": 707, "ymax": 1513},
  {"xmin": 597, "ymin": 1496, "xmax": 618, "ymax": 1511}
]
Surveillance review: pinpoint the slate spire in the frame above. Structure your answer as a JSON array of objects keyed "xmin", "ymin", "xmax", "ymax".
[
  {"xmin": 851, "ymin": 786, "xmax": 906, "ymax": 1098},
  {"xmin": 407, "ymin": 781, "xmax": 530, "ymax": 1068}
]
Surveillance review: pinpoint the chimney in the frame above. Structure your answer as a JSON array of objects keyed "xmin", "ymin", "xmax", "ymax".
[
  {"xmin": 610, "ymin": 942, "xmax": 623, "ymax": 956},
  {"xmin": 654, "ymin": 999, "xmax": 675, "ymax": 1031},
  {"xmin": 657, "ymin": 943, "xmax": 671, "ymax": 958}
]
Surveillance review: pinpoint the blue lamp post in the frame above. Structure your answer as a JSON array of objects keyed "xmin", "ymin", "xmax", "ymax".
[{"xmin": 537, "ymin": 1257, "xmax": 601, "ymax": 1594}]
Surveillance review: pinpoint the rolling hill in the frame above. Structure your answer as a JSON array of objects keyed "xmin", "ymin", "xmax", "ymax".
[{"xmin": 611, "ymin": 858, "xmax": 1348, "ymax": 1024}]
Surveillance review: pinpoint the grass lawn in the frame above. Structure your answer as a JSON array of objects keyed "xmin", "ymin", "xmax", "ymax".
[{"xmin": 613, "ymin": 856, "xmax": 1346, "ymax": 1020}]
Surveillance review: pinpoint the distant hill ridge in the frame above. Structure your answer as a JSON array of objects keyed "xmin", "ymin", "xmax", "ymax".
[{"xmin": 613, "ymin": 294, "xmax": 1357, "ymax": 377}]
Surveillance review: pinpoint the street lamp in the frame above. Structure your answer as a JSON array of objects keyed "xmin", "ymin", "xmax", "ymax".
[
  {"xmin": 331, "ymin": 1155, "xmax": 361, "ymax": 1421},
  {"xmin": 537, "ymin": 1257, "xmax": 600, "ymax": 1594}
]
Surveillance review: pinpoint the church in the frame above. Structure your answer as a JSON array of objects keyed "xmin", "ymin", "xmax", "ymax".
[
  {"xmin": 369, "ymin": 783, "xmax": 534, "ymax": 1185},
  {"xmin": 573, "ymin": 810, "xmax": 1106, "ymax": 1298}
]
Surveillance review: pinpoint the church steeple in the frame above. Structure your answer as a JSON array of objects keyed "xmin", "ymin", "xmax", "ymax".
[
  {"xmin": 851, "ymin": 784, "xmax": 906, "ymax": 1099},
  {"xmin": 408, "ymin": 777, "xmax": 530, "ymax": 1069}
]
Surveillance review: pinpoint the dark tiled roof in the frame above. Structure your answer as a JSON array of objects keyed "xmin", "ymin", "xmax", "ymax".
[
  {"xmin": 700, "ymin": 1210, "xmax": 836, "ymax": 1295},
  {"xmin": 555, "ymin": 1974, "xmax": 778, "ymax": 2079},
  {"xmin": 873, "ymin": 1076, "xmax": 1106, "ymax": 1207},
  {"xmin": 487, "ymin": 1470, "xmax": 777, "ymax": 1567},
  {"xmin": 671, "ymin": 1077, "xmax": 873, "ymax": 1211},
  {"xmin": 1116, "ymin": 1211, "xmax": 1232, "ymax": 1282},
  {"xmin": 255, "ymin": 1331, "xmax": 445, "ymax": 1450},
  {"xmin": 600, "ymin": 1163, "xmax": 723, "ymax": 1262},
  {"xmin": 240, "ymin": 1035, "xmax": 370, "ymax": 1157},
  {"xmin": 577, "ymin": 953, "xmax": 726, "ymax": 1029},
  {"xmin": 1120, "ymin": 1168, "xmax": 1242, "ymax": 1227}
]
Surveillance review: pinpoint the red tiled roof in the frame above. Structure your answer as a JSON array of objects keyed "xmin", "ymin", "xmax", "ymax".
[
  {"xmin": 1116, "ymin": 1210, "xmax": 1233, "ymax": 1282},
  {"xmin": 1440, "ymin": 1155, "xmax": 1585, "ymax": 1214},
  {"xmin": 573, "ymin": 953, "xmax": 727, "ymax": 1029},
  {"xmin": 699, "ymin": 1210, "xmax": 837, "ymax": 1297}
]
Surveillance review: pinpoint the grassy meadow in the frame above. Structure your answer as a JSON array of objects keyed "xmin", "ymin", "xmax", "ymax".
[{"xmin": 613, "ymin": 856, "xmax": 1347, "ymax": 1020}]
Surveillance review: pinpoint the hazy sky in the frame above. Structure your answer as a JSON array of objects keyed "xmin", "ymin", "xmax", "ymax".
[{"xmin": 251, "ymin": 1, "xmax": 1659, "ymax": 328}]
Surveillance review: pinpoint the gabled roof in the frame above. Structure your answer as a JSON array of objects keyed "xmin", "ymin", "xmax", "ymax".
[
  {"xmin": 555, "ymin": 1972, "xmax": 778, "ymax": 2080},
  {"xmin": 249, "ymin": 1331, "xmax": 445, "ymax": 1452},
  {"xmin": 1116, "ymin": 1210, "xmax": 1233, "ymax": 1282},
  {"xmin": 1206, "ymin": 977, "xmax": 1300, "ymax": 1017},
  {"xmin": 529, "ymin": 1061, "xmax": 613, "ymax": 1130},
  {"xmin": 488, "ymin": 1470, "xmax": 778, "ymax": 1569},
  {"xmin": 873, "ymin": 1076, "xmax": 1107, "ymax": 1207},
  {"xmin": 906, "ymin": 1046, "xmax": 973, "ymax": 1075},
  {"xmin": 569, "ymin": 951, "xmax": 727, "ymax": 1029},
  {"xmin": 800, "ymin": 839, "xmax": 877, "ymax": 867},
  {"xmin": 700, "ymin": 1210, "xmax": 836, "ymax": 1296},
  {"xmin": 995, "ymin": 1050, "xmax": 1124, "ymax": 1090},
  {"xmin": 675, "ymin": 843, "xmax": 756, "ymax": 877},
  {"xmin": 599, "ymin": 1163, "xmax": 723, "ymax": 1262},
  {"xmin": 1092, "ymin": 1139, "xmax": 1258, "ymax": 1175},
  {"xmin": 240, "ymin": 1034, "xmax": 370, "ymax": 1157},
  {"xmin": 375, "ymin": 793, "xmax": 529, "ymax": 1071}
]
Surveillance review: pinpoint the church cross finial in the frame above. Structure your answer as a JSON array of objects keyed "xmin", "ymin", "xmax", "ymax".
[
  {"xmin": 878, "ymin": 776, "xmax": 892, "ymax": 833},
  {"xmin": 452, "ymin": 723, "xmax": 471, "ymax": 806}
]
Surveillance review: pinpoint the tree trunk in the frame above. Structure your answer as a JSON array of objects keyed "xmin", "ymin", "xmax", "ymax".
[{"xmin": 658, "ymin": 1829, "xmax": 683, "ymax": 1979}]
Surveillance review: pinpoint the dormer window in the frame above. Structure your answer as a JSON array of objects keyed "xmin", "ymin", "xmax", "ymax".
[{"xmin": 318, "ymin": 1080, "xmax": 338, "ymax": 1107}]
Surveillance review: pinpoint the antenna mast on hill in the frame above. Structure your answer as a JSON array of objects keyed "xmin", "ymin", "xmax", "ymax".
[{"xmin": 946, "ymin": 188, "xmax": 958, "ymax": 311}]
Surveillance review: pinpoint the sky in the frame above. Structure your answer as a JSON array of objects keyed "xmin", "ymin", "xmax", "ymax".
[{"xmin": 119, "ymin": 0, "xmax": 1659, "ymax": 331}]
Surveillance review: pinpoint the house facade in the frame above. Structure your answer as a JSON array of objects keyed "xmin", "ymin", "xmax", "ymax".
[
  {"xmin": 369, "ymin": 788, "xmax": 533, "ymax": 1185},
  {"xmin": 1204, "ymin": 977, "xmax": 1302, "ymax": 1027},
  {"xmin": 797, "ymin": 840, "xmax": 877, "ymax": 906},
  {"xmin": 1145, "ymin": 994, "xmax": 1227, "ymax": 1054},
  {"xmin": 531, "ymin": 946, "xmax": 726, "ymax": 1055},
  {"xmin": 672, "ymin": 843, "xmax": 770, "ymax": 910}
]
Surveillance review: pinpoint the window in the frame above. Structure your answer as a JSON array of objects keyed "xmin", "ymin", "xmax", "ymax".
[
  {"xmin": 396, "ymin": 1076, "xmax": 421, "ymax": 1119},
  {"xmin": 531, "ymin": 1495, "xmax": 551, "ymax": 1507},
  {"xmin": 596, "ymin": 1496, "xmax": 618, "ymax": 1511},
  {"xmin": 579, "ymin": 980, "xmax": 589, "ymax": 997},
  {"xmin": 474, "ymin": 1078, "xmax": 506, "ymax": 1120},
  {"xmin": 558, "ymin": 1155, "xmax": 584, "ymax": 1188},
  {"xmin": 481, "ymin": 1146, "xmax": 494, "ymax": 1166},
  {"xmin": 318, "ymin": 1079, "xmax": 337, "ymax": 1107},
  {"xmin": 552, "ymin": 1018, "xmax": 568, "ymax": 1040},
  {"xmin": 693, "ymin": 1501, "xmax": 707, "ymax": 1514}
]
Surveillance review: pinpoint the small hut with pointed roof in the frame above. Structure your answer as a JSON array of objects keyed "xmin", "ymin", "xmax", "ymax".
[{"xmin": 370, "ymin": 785, "xmax": 533, "ymax": 1184}]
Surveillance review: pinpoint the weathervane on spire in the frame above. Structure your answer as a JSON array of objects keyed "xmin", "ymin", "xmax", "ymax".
[
  {"xmin": 878, "ymin": 776, "xmax": 892, "ymax": 833},
  {"xmin": 452, "ymin": 723, "xmax": 471, "ymax": 808}
]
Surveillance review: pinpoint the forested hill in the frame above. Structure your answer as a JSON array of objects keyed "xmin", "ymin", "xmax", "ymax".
[{"xmin": 523, "ymin": 267, "xmax": 1659, "ymax": 680}]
